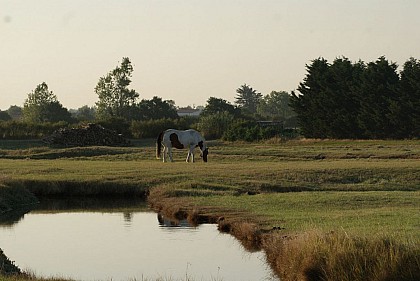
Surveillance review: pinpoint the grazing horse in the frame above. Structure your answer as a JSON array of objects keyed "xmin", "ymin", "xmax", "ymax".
[{"xmin": 156, "ymin": 129, "xmax": 208, "ymax": 162}]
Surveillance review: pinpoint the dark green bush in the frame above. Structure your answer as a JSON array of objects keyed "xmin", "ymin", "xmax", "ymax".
[
  {"xmin": 223, "ymin": 120, "xmax": 280, "ymax": 142},
  {"xmin": 197, "ymin": 111, "xmax": 235, "ymax": 139},
  {"xmin": 0, "ymin": 120, "xmax": 69, "ymax": 139},
  {"xmin": 130, "ymin": 117, "xmax": 197, "ymax": 139},
  {"xmin": 97, "ymin": 117, "xmax": 132, "ymax": 137}
]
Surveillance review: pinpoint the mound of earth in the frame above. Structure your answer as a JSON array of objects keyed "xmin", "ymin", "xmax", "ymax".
[{"xmin": 43, "ymin": 123, "xmax": 130, "ymax": 146}]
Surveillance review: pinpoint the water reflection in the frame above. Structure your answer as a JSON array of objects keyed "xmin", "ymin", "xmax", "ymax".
[
  {"xmin": 157, "ymin": 213, "xmax": 192, "ymax": 228},
  {"xmin": 0, "ymin": 199, "xmax": 279, "ymax": 281},
  {"xmin": 123, "ymin": 212, "xmax": 133, "ymax": 225},
  {"xmin": 0, "ymin": 197, "xmax": 145, "ymax": 227},
  {"xmin": 34, "ymin": 197, "xmax": 147, "ymax": 212}
]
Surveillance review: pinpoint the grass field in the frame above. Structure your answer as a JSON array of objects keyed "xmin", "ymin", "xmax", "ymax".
[{"xmin": 0, "ymin": 138, "xmax": 419, "ymax": 280}]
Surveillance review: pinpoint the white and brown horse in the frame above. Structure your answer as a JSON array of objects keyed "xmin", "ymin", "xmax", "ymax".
[{"xmin": 156, "ymin": 129, "xmax": 208, "ymax": 162}]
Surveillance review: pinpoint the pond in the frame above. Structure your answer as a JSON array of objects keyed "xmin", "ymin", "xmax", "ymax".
[{"xmin": 0, "ymin": 199, "xmax": 279, "ymax": 281}]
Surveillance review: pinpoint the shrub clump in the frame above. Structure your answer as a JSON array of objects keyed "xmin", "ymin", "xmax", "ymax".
[{"xmin": 223, "ymin": 120, "xmax": 280, "ymax": 142}]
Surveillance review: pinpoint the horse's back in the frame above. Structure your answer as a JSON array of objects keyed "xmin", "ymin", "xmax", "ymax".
[
  {"xmin": 162, "ymin": 129, "xmax": 201, "ymax": 147},
  {"xmin": 164, "ymin": 129, "xmax": 198, "ymax": 137}
]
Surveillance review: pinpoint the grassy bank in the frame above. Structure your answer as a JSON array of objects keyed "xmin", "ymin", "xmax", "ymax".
[
  {"xmin": 0, "ymin": 183, "xmax": 38, "ymax": 214},
  {"xmin": 0, "ymin": 138, "xmax": 419, "ymax": 280}
]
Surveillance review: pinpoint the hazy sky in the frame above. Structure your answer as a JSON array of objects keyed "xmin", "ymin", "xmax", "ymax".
[{"xmin": 1, "ymin": 0, "xmax": 419, "ymax": 110}]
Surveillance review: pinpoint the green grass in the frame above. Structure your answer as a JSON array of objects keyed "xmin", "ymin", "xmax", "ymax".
[
  {"xmin": 1, "ymin": 138, "xmax": 419, "ymax": 280},
  {"xmin": 193, "ymin": 191, "xmax": 420, "ymax": 239},
  {"xmin": 1, "ymin": 139, "xmax": 419, "ymax": 234}
]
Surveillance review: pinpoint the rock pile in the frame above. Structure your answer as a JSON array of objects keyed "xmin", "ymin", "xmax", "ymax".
[{"xmin": 43, "ymin": 123, "xmax": 130, "ymax": 146}]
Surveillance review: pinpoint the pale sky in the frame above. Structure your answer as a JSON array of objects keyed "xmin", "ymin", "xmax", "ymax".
[{"xmin": 1, "ymin": 0, "xmax": 419, "ymax": 110}]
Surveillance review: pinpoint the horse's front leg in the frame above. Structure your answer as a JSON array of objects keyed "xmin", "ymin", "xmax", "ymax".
[{"xmin": 186, "ymin": 146, "xmax": 195, "ymax": 163}]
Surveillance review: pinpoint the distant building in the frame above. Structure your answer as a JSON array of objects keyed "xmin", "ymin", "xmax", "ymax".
[{"xmin": 177, "ymin": 107, "xmax": 203, "ymax": 117}]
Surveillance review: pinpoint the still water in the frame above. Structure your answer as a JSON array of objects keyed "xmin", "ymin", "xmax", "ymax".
[{"xmin": 0, "ymin": 200, "xmax": 278, "ymax": 281}]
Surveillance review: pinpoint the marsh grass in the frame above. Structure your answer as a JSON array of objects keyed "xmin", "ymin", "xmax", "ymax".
[
  {"xmin": 1, "ymin": 138, "xmax": 419, "ymax": 280},
  {"xmin": 263, "ymin": 230, "xmax": 420, "ymax": 281}
]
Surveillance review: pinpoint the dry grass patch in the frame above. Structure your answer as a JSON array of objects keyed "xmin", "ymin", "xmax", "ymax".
[{"xmin": 263, "ymin": 230, "xmax": 420, "ymax": 281}]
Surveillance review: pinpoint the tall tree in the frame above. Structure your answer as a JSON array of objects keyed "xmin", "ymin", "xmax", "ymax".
[
  {"xmin": 291, "ymin": 57, "xmax": 367, "ymax": 138},
  {"xmin": 95, "ymin": 57, "xmax": 139, "ymax": 120},
  {"xmin": 290, "ymin": 58, "xmax": 331, "ymax": 138},
  {"xmin": 7, "ymin": 105, "xmax": 23, "ymax": 120},
  {"xmin": 201, "ymin": 97, "xmax": 239, "ymax": 117},
  {"xmin": 235, "ymin": 84, "xmax": 262, "ymax": 115},
  {"xmin": 136, "ymin": 96, "xmax": 178, "ymax": 120},
  {"xmin": 291, "ymin": 56, "xmax": 419, "ymax": 139},
  {"xmin": 357, "ymin": 57, "xmax": 400, "ymax": 138},
  {"xmin": 323, "ymin": 57, "xmax": 364, "ymax": 138},
  {"xmin": 23, "ymin": 82, "xmax": 72, "ymax": 123},
  {"xmin": 74, "ymin": 105, "xmax": 96, "ymax": 121},
  {"xmin": 399, "ymin": 57, "xmax": 420, "ymax": 137}
]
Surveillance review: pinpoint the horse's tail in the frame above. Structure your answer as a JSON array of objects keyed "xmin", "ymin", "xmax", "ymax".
[{"xmin": 156, "ymin": 131, "xmax": 164, "ymax": 159}]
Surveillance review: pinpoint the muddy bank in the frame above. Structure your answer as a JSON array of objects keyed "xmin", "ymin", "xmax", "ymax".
[
  {"xmin": 148, "ymin": 192, "xmax": 268, "ymax": 252},
  {"xmin": 0, "ymin": 179, "xmax": 149, "ymax": 205}
]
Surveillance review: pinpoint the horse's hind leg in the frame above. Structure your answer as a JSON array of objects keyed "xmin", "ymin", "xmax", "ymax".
[
  {"xmin": 168, "ymin": 147, "xmax": 174, "ymax": 162},
  {"xmin": 186, "ymin": 146, "xmax": 194, "ymax": 162},
  {"xmin": 186, "ymin": 151, "xmax": 193, "ymax": 162}
]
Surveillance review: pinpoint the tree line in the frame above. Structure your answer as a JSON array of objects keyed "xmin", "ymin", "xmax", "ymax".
[
  {"xmin": 1, "ymin": 56, "xmax": 418, "ymax": 141},
  {"xmin": 290, "ymin": 56, "xmax": 419, "ymax": 139},
  {"xmin": 0, "ymin": 57, "xmax": 296, "ymax": 141}
]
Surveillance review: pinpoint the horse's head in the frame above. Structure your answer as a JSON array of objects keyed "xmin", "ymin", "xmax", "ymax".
[
  {"xmin": 202, "ymin": 148, "xmax": 209, "ymax": 162},
  {"xmin": 197, "ymin": 140, "xmax": 208, "ymax": 162}
]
